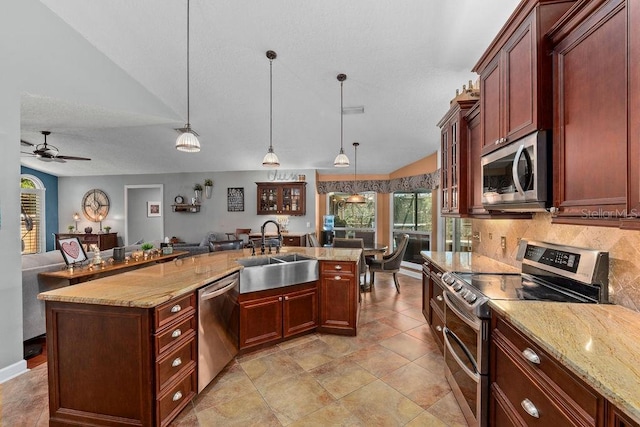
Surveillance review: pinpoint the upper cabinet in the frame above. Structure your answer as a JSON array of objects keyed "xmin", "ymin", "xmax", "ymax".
[
  {"xmin": 256, "ymin": 182, "xmax": 307, "ymax": 216},
  {"xmin": 473, "ymin": 0, "xmax": 576, "ymax": 155},
  {"xmin": 438, "ymin": 95, "xmax": 478, "ymax": 216},
  {"xmin": 549, "ymin": 0, "xmax": 629, "ymax": 226}
]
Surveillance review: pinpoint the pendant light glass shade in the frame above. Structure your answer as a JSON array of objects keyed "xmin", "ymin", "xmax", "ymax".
[
  {"xmin": 262, "ymin": 50, "xmax": 280, "ymax": 167},
  {"xmin": 346, "ymin": 142, "xmax": 366, "ymax": 203},
  {"xmin": 334, "ymin": 74, "xmax": 350, "ymax": 167},
  {"xmin": 176, "ymin": 0, "xmax": 200, "ymax": 153}
]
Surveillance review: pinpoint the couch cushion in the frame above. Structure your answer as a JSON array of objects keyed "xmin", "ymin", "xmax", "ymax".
[{"xmin": 199, "ymin": 231, "xmax": 220, "ymax": 247}]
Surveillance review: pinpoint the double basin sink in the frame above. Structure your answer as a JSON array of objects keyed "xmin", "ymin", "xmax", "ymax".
[{"xmin": 237, "ymin": 253, "xmax": 319, "ymax": 294}]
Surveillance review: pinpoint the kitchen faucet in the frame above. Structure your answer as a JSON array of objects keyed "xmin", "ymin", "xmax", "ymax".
[{"xmin": 260, "ymin": 220, "xmax": 282, "ymax": 255}]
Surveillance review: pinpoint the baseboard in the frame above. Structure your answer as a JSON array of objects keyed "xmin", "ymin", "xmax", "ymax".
[
  {"xmin": 400, "ymin": 265, "xmax": 421, "ymax": 280},
  {"xmin": 0, "ymin": 359, "xmax": 28, "ymax": 384}
]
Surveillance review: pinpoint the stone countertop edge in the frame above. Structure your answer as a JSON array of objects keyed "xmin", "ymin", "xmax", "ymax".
[
  {"xmin": 490, "ymin": 301, "xmax": 640, "ymax": 424},
  {"xmin": 420, "ymin": 250, "xmax": 520, "ymax": 274},
  {"xmin": 37, "ymin": 247, "xmax": 361, "ymax": 309}
]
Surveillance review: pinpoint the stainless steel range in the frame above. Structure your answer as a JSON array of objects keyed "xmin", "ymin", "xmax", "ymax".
[{"xmin": 441, "ymin": 240, "xmax": 609, "ymax": 427}]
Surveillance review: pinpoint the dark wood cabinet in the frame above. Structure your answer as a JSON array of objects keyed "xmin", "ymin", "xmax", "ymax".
[
  {"xmin": 55, "ymin": 232, "xmax": 118, "ymax": 251},
  {"xmin": 490, "ymin": 313, "xmax": 605, "ymax": 426},
  {"xmin": 550, "ymin": 0, "xmax": 628, "ymax": 225},
  {"xmin": 609, "ymin": 407, "xmax": 640, "ymax": 427},
  {"xmin": 282, "ymin": 234, "xmax": 307, "ymax": 247},
  {"xmin": 473, "ymin": 0, "xmax": 576, "ymax": 154},
  {"xmin": 438, "ymin": 98, "xmax": 477, "ymax": 216},
  {"xmin": 421, "ymin": 259, "xmax": 445, "ymax": 355},
  {"xmin": 318, "ymin": 260, "xmax": 359, "ymax": 336},
  {"xmin": 238, "ymin": 282, "xmax": 318, "ymax": 351},
  {"xmin": 256, "ymin": 182, "xmax": 307, "ymax": 215},
  {"xmin": 626, "ymin": 0, "xmax": 640, "ymax": 228},
  {"xmin": 46, "ymin": 292, "xmax": 197, "ymax": 427}
]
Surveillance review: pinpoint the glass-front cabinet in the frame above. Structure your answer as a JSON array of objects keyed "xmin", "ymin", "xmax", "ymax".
[{"xmin": 256, "ymin": 182, "xmax": 307, "ymax": 215}]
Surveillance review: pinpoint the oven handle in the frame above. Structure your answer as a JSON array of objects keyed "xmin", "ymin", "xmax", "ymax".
[
  {"xmin": 443, "ymin": 326, "xmax": 480, "ymax": 382},
  {"xmin": 443, "ymin": 291, "xmax": 481, "ymax": 332}
]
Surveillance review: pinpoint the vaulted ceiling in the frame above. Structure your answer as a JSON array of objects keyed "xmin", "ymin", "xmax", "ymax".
[{"xmin": 18, "ymin": 0, "xmax": 520, "ymax": 177}]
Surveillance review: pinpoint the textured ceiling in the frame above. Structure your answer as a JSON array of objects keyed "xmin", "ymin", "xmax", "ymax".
[{"xmin": 19, "ymin": 0, "xmax": 520, "ymax": 177}]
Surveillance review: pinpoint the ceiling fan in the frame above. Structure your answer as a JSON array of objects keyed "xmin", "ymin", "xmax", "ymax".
[{"xmin": 21, "ymin": 131, "xmax": 91, "ymax": 162}]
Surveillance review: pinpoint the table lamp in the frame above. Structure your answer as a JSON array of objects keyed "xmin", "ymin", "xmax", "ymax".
[{"xmin": 73, "ymin": 213, "xmax": 80, "ymax": 232}]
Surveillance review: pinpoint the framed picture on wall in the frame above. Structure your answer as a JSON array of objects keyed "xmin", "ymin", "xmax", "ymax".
[
  {"xmin": 147, "ymin": 201, "xmax": 162, "ymax": 217},
  {"xmin": 227, "ymin": 187, "xmax": 244, "ymax": 212},
  {"xmin": 58, "ymin": 237, "xmax": 88, "ymax": 265}
]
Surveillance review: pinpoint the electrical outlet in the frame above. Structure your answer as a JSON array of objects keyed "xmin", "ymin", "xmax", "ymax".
[
  {"xmin": 306, "ymin": 222, "xmax": 310, "ymax": 228},
  {"xmin": 488, "ymin": 233, "xmax": 493, "ymax": 240},
  {"xmin": 501, "ymin": 236, "xmax": 507, "ymax": 250},
  {"xmin": 472, "ymin": 231, "xmax": 481, "ymax": 242}
]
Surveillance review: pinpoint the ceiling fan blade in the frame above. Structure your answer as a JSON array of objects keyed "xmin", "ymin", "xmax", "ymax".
[
  {"xmin": 56, "ymin": 155, "xmax": 91, "ymax": 161},
  {"xmin": 20, "ymin": 139, "xmax": 34, "ymax": 147},
  {"xmin": 21, "ymin": 151, "xmax": 36, "ymax": 156}
]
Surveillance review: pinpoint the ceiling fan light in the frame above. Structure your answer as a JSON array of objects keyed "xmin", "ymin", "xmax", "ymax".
[
  {"xmin": 346, "ymin": 193, "xmax": 366, "ymax": 204},
  {"xmin": 334, "ymin": 148, "xmax": 350, "ymax": 167},
  {"xmin": 176, "ymin": 127, "xmax": 201, "ymax": 152},
  {"xmin": 262, "ymin": 147, "xmax": 280, "ymax": 167}
]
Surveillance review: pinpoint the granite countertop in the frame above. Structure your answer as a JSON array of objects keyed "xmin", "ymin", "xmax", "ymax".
[
  {"xmin": 421, "ymin": 250, "xmax": 520, "ymax": 274},
  {"xmin": 491, "ymin": 301, "xmax": 640, "ymax": 424},
  {"xmin": 38, "ymin": 247, "xmax": 360, "ymax": 308}
]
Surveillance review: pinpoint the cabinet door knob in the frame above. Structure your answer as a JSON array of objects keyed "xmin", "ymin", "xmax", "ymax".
[
  {"xmin": 435, "ymin": 325, "xmax": 443, "ymax": 332},
  {"xmin": 522, "ymin": 347, "xmax": 541, "ymax": 364},
  {"xmin": 495, "ymin": 139, "xmax": 500, "ymax": 145},
  {"xmin": 436, "ymin": 272, "xmax": 442, "ymax": 277},
  {"xmin": 284, "ymin": 296, "xmax": 289, "ymax": 301},
  {"xmin": 521, "ymin": 398, "xmax": 540, "ymax": 418},
  {"xmin": 172, "ymin": 357, "xmax": 182, "ymax": 368},
  {"xmin": 170, "ymin": 304, "xmax": 182, "ymax": 313},
  {"xmin": 335, "ymin": 265, "xmax": 343, "ymax": 270},
  {"xmin": 172, "ymin": 391, "xmax": 183, "ymax": 402},
  {"xmin": 171, "ymin": 329, "xmax": 182, "ymax": 338},
  {"xmin": 334, "ymin": 276, "xmax": 341, "ymax": 280},
  {"xmin": 436, "ymin": 295, "xmax": 443, "ymax": 302}
]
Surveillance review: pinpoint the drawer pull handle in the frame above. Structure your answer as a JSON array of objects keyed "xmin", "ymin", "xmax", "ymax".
[
  {"xmin": 521, "ymin": 398, "xmax": 540, "ymax": 418},
  {"xmin": 436, "ymin": 295, "xmax": 443, "ymax": 302},
  {"xmin": 172, "ymin": 391, "xmax": 183, "ymax": 402},
  {"xmin": 522, "ymin": 348, "xmax": 540, "ymax": 364},
  {"xmin": 334, "ymin": 276, "xmax": 341, "ymax": 280},
  {"xmin": 171, "ymin": 329, "xmax": 182, "ymax": 338},
  {"xmin": 435, "ymin": 325, "xmax": 442, "ymax": 332},
  {"xmin": 284, "ymin": 296, "xmax": 289, "ymax": 301},
  {"xmin": 172, "ymin": 357, "xmax": 182, "ymax": 368},
  {"xmin": 170, "ymin": 304, "xmax": 182, "ymax": 313},
  {"xmin": 335, "ymin": 265, "xmax": 342, "ymax": 270},
  {"xmin": 436, "ymin": 272, "xmax": 442, "ymax": 277}
]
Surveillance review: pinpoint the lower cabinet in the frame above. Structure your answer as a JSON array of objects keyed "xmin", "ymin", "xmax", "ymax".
[
  {"xmin": 45, "ymin": 292, "xmax": 197, "ymax": 427},
  {"xmin": 318, "ymin": 260, "xmax": 359, "ymax": 336},
  {"xmin": 490, "ymin": 313, "xmax": 604, "ymax": 426},
  {"xmin": 422, "ymin": 259, "xmax": 445, "ymax": 354},
  {"xmin": 239, "ymin": 282, "xmax": 318, "ymax": 350}
]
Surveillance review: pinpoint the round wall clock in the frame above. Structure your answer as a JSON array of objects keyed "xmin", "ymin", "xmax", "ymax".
[
  {"xmin": 174, "ymin": 195, "xmax": 184, "ymax": 204},
  {"xmin": 82, "ymin": 188, "xmax": 110, "ymax": 222}
]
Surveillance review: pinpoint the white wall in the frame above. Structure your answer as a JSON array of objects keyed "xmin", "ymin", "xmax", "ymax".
[
  {"xmin": 59, "ymin": 170, "xmax": 317, "ymax": 245},
  {"xmin": 126, "ymin": 186, "xmax": 164, "ymax": 245}
]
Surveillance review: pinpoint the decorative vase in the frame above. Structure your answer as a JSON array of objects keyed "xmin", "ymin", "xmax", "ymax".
[
  {"xmin": 205, "ymin": 185, "xmax": 213, "ymax": 199},
  {"xmin": 194, "ymin": 190, "xmax": 202, "ymax": 203},
  {"xmin": 84, "ymin": 226, "xmax": 93, "ymax": 234}
]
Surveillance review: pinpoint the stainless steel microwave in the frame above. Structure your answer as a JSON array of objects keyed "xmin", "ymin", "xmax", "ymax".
[{"xmin": 481, "ymin": 131, "xmax": 550, "ymax": 212}]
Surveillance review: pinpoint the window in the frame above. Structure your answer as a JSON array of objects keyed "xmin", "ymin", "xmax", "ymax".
[
  {"xmin": 393, "ymin": 191, "xmax": 432, "ymax": 265},
  {"xmin": 444, "ymin": 217, "xmax": 472, "ymax": 252},
  {"xmin": 328, "ymin": 192, "xmax": 376, "ymax": 245},
  {"xmin": 21, "ymin": 176, "xmax": 46, "ymax": 254}
]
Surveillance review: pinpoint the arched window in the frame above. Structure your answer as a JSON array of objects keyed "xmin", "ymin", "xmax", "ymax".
[{"xmin": 21, "ymin": 175, "xmax": 46, "ymax": 254}]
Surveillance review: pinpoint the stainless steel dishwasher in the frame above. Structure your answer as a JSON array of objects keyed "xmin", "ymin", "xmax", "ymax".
[{"xmin": 197, "ymin": 271, "xmax": 239, "ymax": 393}]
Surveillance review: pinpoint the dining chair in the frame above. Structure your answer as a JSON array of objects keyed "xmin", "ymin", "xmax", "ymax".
[
  {"xmin": 233, "ymin": 228, "xmax": 252, "ymax": 247},
  {"xmin": 367, "ymin": 234, "xmax": 409, "ymax": 293},
  {"xmin": 333, "ymin": 238, "xmax": 368, "ymax": 296}
]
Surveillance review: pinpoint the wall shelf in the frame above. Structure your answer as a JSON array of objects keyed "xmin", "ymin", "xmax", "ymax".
[{"xmin": 172, "ymin": 204, "xmax": 200, "ymax": 213}]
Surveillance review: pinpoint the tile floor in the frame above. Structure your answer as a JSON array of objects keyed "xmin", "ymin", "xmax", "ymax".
[{"xmin": 1, "ymin": 273, "xmax": 467, "ymax": 426}]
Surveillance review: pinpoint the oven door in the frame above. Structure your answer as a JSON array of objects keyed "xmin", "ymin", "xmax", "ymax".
[{"xmin": 443, "ymin": 291, "xmax": 489, "ymax": 427}]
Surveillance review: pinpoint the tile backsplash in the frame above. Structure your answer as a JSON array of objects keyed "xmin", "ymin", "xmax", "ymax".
[{"xmin": 472, "ymin": 213, "xmax": 640, "ymax": 312}]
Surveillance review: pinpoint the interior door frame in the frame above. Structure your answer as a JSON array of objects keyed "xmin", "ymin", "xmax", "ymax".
[{"xmin": 124, "ymin": 184, "xmax": 164, "ymax": 246}]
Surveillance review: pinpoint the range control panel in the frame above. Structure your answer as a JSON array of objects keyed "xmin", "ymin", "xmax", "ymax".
[{"xmin": 524, "ymin": 245, "xmax": 580, "ymax": 273}]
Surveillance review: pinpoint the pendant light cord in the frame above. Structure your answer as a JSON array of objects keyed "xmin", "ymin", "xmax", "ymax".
[
  {"xmin": 353, "ymin": 142, "xmax": 359, "ymax": 191},
  {"xmin": 186, "ymin": 0, "xmax": 191, "ymax": 126},
  {"xmin": 340, "ymin": 80, "xmax": 344, "ymax": 152},
  {"xmin": 269, "ymin": 55, "xmax": 273, "ymax": 150}
]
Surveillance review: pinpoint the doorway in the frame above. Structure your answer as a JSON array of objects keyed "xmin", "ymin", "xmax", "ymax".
[{"xmin": 124, "ymin": 184, "xmax": 164, "ymax": 245}]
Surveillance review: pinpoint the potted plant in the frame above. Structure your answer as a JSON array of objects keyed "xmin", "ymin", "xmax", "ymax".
[
  {"xmin": 193, "ymin": 183, "xmax": 203, "ymax": 203},
  {"xmin": 204, "ymin": 179, "xmax": 214, "ymax": 199},
  {"xmin": 104, "ymin": 226, "xmax": 112, "ymax": 233},
  {"xmin": 67, "ymin": 225, "xmax": 75, "ymax": 233}
]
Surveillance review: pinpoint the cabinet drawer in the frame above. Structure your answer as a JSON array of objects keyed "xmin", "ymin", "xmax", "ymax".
[
  {"xmin": 155, "ymin": 294, "xmax": 195, "ymax": 331},
  {"xmin": 321, "ymin": 261, "xmax": 355, "ymax": 274},
  {"xmin": 282, "ymin": 236, "xmax": 301, "ymax": 246},
  {"xmin": 155, "ymin": 316, "xmax": 196, "ymax": 355},
  {"xmin": 157, "ymin": 369, "xmax": 196, "ymax": 427},
  {"xmin": 156, "ymin": 338, "xmax": 196, "ymax": 393},
  {"xmin": 495, "ymin": 317, "xmax": 599, "ymax": 420},
  {"xmin": 431, "ymin": 281, "xmax": 445, "ymax": 313},
  {"xmin": 494, "ymin": 343, "xmax": 590, "ymax": 426},
  {"xmin": 429, "ymin": 302, "xmax": 444, "ymax": 353}
]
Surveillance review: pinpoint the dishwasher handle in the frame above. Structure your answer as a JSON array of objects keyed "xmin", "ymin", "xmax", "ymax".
[{"xmin": 200, "ymin": 277, "xmax": 238, "ymax": 301}]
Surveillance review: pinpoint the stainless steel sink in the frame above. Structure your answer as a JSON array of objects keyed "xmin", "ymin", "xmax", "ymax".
[{"xmin": 237, "ymin": 254, "xmax": 318, "ymax": 293}]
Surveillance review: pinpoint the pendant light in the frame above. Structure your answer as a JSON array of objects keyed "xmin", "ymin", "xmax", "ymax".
[
  {"xmin": 346, "ymin": 142, "xmax": 366, "ymax": 203},
  {"xmin": 175, "ymin": 0, "xmax": 201, "ymax": 152},
  {"xmin": 334, "ymin": 74, "xmax": 350, "ymax": 167},
  {"xmin": 262, "ymin": 50, "xmax": 280, "ymax": 167}
]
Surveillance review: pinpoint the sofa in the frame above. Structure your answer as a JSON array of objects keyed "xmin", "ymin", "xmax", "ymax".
[
  {"xmin": 170, "ymin": 231, "xmax": 236, "ymax": 257},
  {"xmin": 22, "ymin": 244, "xmax": 142, "ymax": 343}
]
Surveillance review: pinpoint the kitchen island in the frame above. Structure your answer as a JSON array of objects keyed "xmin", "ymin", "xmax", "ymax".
[{"xmin": 38, "ymin": 247, "xmax": 360, "ymax": 427}]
